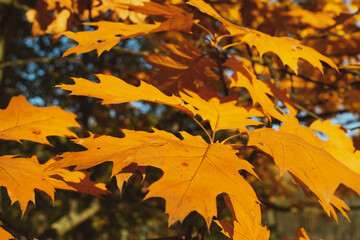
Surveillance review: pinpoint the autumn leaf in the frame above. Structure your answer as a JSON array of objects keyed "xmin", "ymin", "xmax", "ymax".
[
  {"xmin": 281, "ymin": 119, "xmax": 360, "ymax": 174},
  {"xmin": 56, "ymin": 74, "xmax": 196, "ymax": 117},
  {"xmin": 145, "ymin": 42, "xmax": 218, "ymax": 94},
  {"xmin": 217, "ymin": 194, "xmax": 270, "ymax": 240},
  {"xmin": 187, "ymin": 0, "xmax": 337, "ymax": 74},
  {"xmin": 26, "ymin": 0, "xmax": 150, "ymax": 38},
  {"xmin": 0, "ymin": 95, "xmax": 80, "ymax": 145},
  {"xmin": 0, "ymin": 155, "xmax": 108, "ymax": 215},
  {"xmin": 63, "ymin": 2, "xmax": 193, "ymax": 56},
  {"xmin": 225, "ymin": 57, "xmax": 296, "ymax": 123},
  {"xmin": 50, "ymin": 129, "xmax": 263, "ymax": 231},
  {"xmin": 179, "ymin": 90, "xmax": 263, "ymax": 132},
  {"xmin": 57, "ymin": 74, "xmax": 264, "ymax": 133},
  {"xmin": 247, "ymin": 128, "xmax": 360, "ymax": 213},
  {"xmin": 0, "ymin": 227, "xmax": 14, "ymax": 240}
]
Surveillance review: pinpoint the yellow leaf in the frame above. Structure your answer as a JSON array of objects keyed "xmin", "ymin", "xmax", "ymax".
[
  {"xmin": 0, "ymin": 226, "xmax": 14, "ymax": 240},
  {"xmin": 0, "ymin": 95, "xmax": 79, "ymax": 145},
  {"xmin": 51, "ymin": 129, "xmax": 262, "ymax": 230},
  {"xmin": 63, "ymin": 2, "xmax": 193, "ymax": 56},
  {"xmin": 247, "ymin": 128, "xmax": 360, "ymax": 208},
  {"xmin": 226, "ymin": 57, "xmax": 296, "ymax": 123},
  {"xmin": 187, "ymin": 0, "xmax": 337, "ymax": 74},
  {"xmin": 0, "ymin": 155, "xmax": 109, "ymax": 215},
  {"xmin": 180, "ymin": 90, "xmax": 263, "ymax": 132},
  {"xmin": 56, "ymin": 74, "xmax": 196, "ymax": 117},
  {"xmin": 145, "ymin": 42, "xmax": 218, "ymax": 94}
]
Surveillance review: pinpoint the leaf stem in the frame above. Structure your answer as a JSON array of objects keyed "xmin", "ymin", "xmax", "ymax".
[
  {"xmin": 194, "ymin": 22, "xmax": 215, "ymax": 41},
  {"xmin": 192, "ymin": 117, "xmax": 213, "ymax": 144},
  {"xmin": 221, "ymin": 133, "xmax": 245, "ymax": 144}
]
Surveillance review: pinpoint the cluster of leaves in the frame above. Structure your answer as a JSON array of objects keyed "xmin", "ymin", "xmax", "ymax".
[{"xmin": 1, "ymin": 0, "xmax": 360, "ymax": 239}]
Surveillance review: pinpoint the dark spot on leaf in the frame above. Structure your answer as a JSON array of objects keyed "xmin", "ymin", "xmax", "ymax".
[
  {"xmin": 32, "ymin": 130, "xmax": 41, "ymax": 135},
  {"xmin": 182, "ymin": 162, "xmax": 189, "ymax": 167}
]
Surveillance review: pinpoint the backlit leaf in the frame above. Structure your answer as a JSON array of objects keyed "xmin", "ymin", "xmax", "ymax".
[
  {"xmin": 0, "ymin": 155, "xmax": 108, "ymax": 214},
  {"xmin": 51, "ymin": 129, "xmax": 263, "ymax": 230},
  {"xmin": 0, "ymin": 95, "xmax": 79, "ymax": 145},
  {"xmin": 187, "ymin": 0, "xmax": 337, "ymax": 74},
  {"xmin": 247, "ymin": 128, "xmax": 360, "ymax": 211}
]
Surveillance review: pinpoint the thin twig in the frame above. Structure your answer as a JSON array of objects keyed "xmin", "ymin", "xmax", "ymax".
[
  {"xmin": 0, "ymin": 212, "xmax": 34, "ymax": 240},
  {"xmin": 294, "ymin": 103, "xmax": 321, "ymax": 120},
  {"xmin": 193, "ymin": 22, "xmax": 215, "ymax": 42}
]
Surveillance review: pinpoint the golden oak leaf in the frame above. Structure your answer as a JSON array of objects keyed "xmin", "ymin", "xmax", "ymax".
[
  {"xmin": 26, "ymin": 0, "xmax": 148, "ymax": 38},
  {"xmin": 51, "ymin": 129, "xmax": 262, "ymax": 230},
  {"xmin": 56, "ymin": 74, "xmax": 195, "ymax": 117},
  {"xmin": 318, "ymin": 195, "xmax": 350, "ymax": 223},
  {"xmin": 63, "ymin": 2, "xmax": 193, "ymax": 56},
  {"xmin": 145, "ymin": 42, "xmax": 218, "ymax": 94},
  {"xmin": 0, "ymin": 227, "xmax": 14, "ymax": 240},
  {"xmin": 225, "ymin": 57, "xmax": 296, "ymax": 123},
  {"xmin": 247, "ymin": 128, "xmax": 360, "ymax": 210},
  {"xmin": 0, "ymin": 95, "xmax": 80, "ymax": 145},
  {"xmin": 187, "ymin": 0, "xmax": 337, "ymax": 74},
  {"xmin": 63, "ymin": 21, "xmax": 161, "ymax": 57},
  {"xmin": 278, "ymin": 120, "xmax": 360, "ymax": 221},
  {"xmin": 0, "ymin": 155, "xmax": 109, "ymax": 215},
  {"xmin": 179, "ymin": 90, "xmax": 263, "ymax": 132},
  {"xmin": 218, "ymin": 194, "xmax": 270, "ymax": 240},
  {"xmin": 280, "ymin": 119, "xmax": 360, "ymax": 176}
]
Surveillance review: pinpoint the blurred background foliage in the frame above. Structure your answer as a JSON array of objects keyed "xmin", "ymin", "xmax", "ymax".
[{"xmin": 0, "ymin": 0, "xmax": 360, "ymax": 239}]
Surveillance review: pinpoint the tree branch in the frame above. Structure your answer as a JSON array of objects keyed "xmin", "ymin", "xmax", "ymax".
[
  {"xmin": 45, "ymin": 199, "xmax": 101, "ymax": 237},
  {"xmin": 0, "ymin": 212, "xmax": 34, "ymax": 240}
]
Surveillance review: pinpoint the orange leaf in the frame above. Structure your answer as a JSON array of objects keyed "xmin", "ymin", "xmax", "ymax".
[
  {"xmin": 281, "ymin": 119, "xmax": 360, "ymax": 174},
  {"xmin": 56, "ymin": 74, "xmax": 196, "ymax": 117},
  {"xmin": 247, "ymin": 128, "xmax": 360, "ymax": 209},
  {"xmin": 0, "ymin": 95, "xmax": 79, "ymax": 145},
  {"xmin": 187, "ymin": 0, "xmax": 337, "ymax": 74},
  {"xmin": 217, "ymin": 195, "xmax": 270, "ymax": 240},
  {"xmin": 225, "ymin": 57, "xmax": 296, "ymax": 123},
  {"xmin": 63, "ymin": 2, "xmax": 193, "ymax": 56},
  {"xmin": 0, "ymin": 226, "xmax": 14, "ymax": 240},
  {"xmin": 180, "ymin": 90, "xmax": 263, "ymax": 132},
  {"xmin": 58, "ymin": 74, "xmax": 264, "ymax": 132},
  {"xmin": 145, "ymin": 42, "xmax": 218, "ymax": 94},
  {"xmin": 51, "ymin": 129, "xmax": 262, "ymax": 229},
  {"xmin": 0, "ymin": 155, "xmax": 109, "ymax": 215}
]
